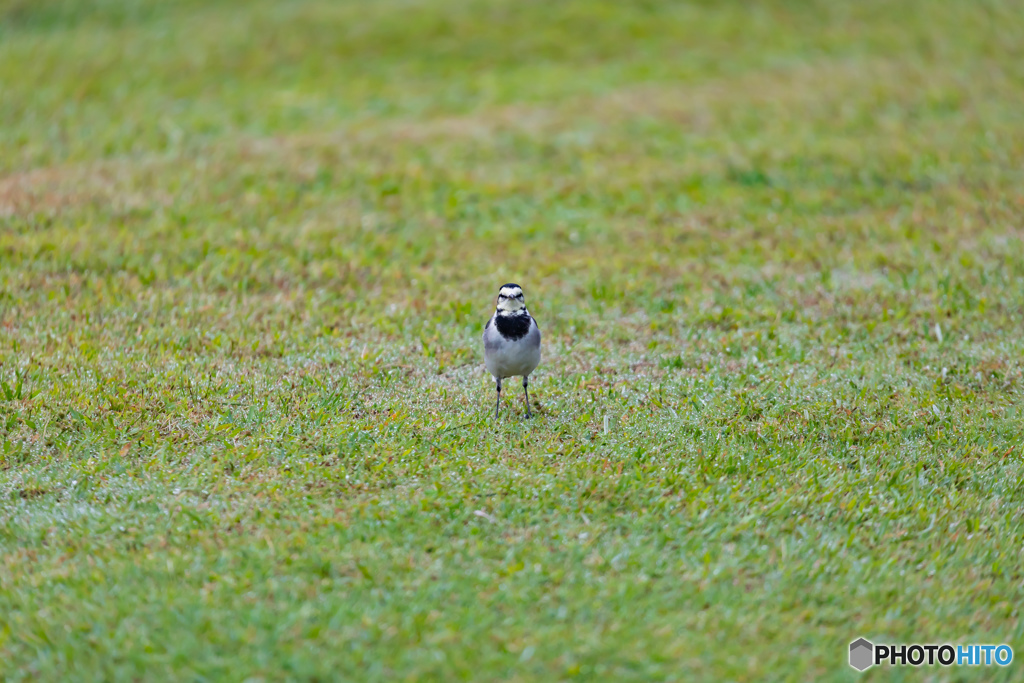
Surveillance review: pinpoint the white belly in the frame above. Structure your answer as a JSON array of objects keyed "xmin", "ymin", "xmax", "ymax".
[{"xmin": 486, "ymin": 338, "xmax": 541, "ymax": 379}]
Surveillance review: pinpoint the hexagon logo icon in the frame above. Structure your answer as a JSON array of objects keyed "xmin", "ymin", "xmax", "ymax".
[{"xmin": 849, "ymin": 638, "xmax": 874, "ymax": 671}]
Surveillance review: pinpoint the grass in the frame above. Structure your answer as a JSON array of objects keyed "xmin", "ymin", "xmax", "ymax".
[{"xmin": 2, "ymin": 0, "xmax": 1024, "ymax": 679}]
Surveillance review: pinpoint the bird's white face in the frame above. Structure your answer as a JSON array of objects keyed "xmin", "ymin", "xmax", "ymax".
[{"xmin": 496, "ymin": 285, "xmax": 526, "ymax": 313}]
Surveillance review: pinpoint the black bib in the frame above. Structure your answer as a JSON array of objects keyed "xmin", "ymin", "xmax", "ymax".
[{"xmin": 495, "ymin": 313, "xmax": 533, "ymax": 340}]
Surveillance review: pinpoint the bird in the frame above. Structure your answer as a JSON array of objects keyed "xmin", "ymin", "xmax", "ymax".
[{"xmin": 483, "ymin": 283, "xmax": 541, "ymax": 419}]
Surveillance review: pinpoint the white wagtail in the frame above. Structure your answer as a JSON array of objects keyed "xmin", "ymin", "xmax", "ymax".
[{"xmin": 483, "ymin": 283, "xmax": 541, "ymax": 418}]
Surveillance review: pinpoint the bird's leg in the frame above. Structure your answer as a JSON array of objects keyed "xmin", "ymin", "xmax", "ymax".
[
  {"xmin": 523, "ymin": 375, "xmax": 531, "ymax": 419},
  {"xmin": 495, "ymin": 377, "xmax": 502, "ymax": 419}
]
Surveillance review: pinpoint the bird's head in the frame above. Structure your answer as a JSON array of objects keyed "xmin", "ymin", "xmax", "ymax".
[{"xmin": 495, "ymin": 283, "xmax": 526, "ymax": 314}]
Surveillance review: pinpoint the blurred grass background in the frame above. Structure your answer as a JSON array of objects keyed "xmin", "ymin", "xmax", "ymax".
[{"xmin": 2, "ymin": 0, "xmax": 1024, "ymax": 680}]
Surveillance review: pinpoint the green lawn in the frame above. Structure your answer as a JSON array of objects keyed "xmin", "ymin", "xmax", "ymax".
[{"xmin": 2, "ymin": 0, "xmax": 1024, "ymax": 680}]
